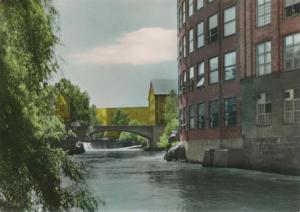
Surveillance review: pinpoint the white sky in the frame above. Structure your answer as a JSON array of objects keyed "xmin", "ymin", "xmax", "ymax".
[{"xmin": 53, "ymin": 0, "xmax": 177, "ymax": 108}]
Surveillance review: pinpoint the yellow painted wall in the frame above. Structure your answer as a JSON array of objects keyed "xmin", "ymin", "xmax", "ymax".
[
  {"xmin": 96, "ymin": 108, "xmax": 108, "ymax": 125},
  {"xmin": 148, "ymin": 86, "xmax": 156, "ymax": 125},
  {"xmin": 148, "ymin": 85, "xmax": 167, "ymax": 126},
  {"xmin": 96, "ymin": 107, "xmax": 150, "ymax": 126},
  {"xmin": 155, "ymin": 95, "xmax": 167, "ymax": 125},
  {"xmin": 96, "ymin": 84, "xmax": 172, "ymax": 139}
]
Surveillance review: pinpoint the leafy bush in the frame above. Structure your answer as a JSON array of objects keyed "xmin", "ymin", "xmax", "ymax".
[
  {"xmin": 119, "ymin": 120, "xmax": 148, "ymax": 146},
  {"xmin": 158, "ymin": 90, "xmax": 179, "ymax": 148}
]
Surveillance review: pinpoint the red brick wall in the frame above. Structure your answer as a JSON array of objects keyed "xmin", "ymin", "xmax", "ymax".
[{"xmin": 178, "ymin": 0, "xmax": 241, "ymax": 141}]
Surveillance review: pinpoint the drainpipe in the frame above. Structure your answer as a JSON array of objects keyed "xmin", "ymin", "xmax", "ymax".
[{"xmin": 218, "ymin": 0, "xmax": 223, "ymax": 149}]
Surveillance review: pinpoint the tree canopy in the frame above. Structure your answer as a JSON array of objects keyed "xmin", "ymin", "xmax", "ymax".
[
  {"xmin": 111, "ymin": 110, "xmax": 130, "ymax": 126},
  {"xmin": 0, "ymin": 1, "xmax": 97, "ymax": 211},
  {"xmin": 56, "ymin": 78, "xmax": 98, "ymax": 126}
]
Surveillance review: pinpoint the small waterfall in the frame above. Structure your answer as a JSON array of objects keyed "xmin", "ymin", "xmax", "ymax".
[{"xmin": 83, "ymin": 142, "xmax": 93, "ymax": 152}]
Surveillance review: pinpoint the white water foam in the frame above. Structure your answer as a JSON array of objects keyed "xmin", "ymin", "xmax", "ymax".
[{"xmin": 82, "ymin": 142, "xmax": 142, "ymax": 152}]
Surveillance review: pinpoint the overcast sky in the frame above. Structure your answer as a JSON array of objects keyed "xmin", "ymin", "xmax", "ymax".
[{"xmin": 53, "ymin": 0, "xmax": 177, "ymax": 108}]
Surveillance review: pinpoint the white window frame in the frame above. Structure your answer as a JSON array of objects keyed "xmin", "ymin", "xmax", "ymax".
[
  {"xmin": 197, "ymin": 0, "xmax": 204, "ymax": 10},
  {"xmin": 188, "ymin": 66, "xmax": 195, "ymax": 90},
  {"xmin": 256, "ymin": 93, "xmax": 272, "ymax": 126},
  {"xmin": 224, "ymin": 6, "xmax": 236, "ymax": 37},
  {"xmin": 189, "ymin": 105, "xmax": 196, "ymax": 129},
  {"xmin": 256, "ymin": 0, "xmax": 272, "ymax": 27},
  {"xmin": 197, "ymin": 61, "xmax": 205, "ymax": 87},
  {"xmin": 256, "ymin": 41, "xmax": 272, "ymax": 76},
  {"xmin": 284, "ymin": 33, "xmax": 300, "ymax": 71},
  {"xmin": 209, "ymin": 56, "xmax": 219, "ymax": 84},
  {"xmin": 188, "ymin": 0, "xmax": 194, "ymax": 17},
  {"xmin": 183, "ymin": 0, "xmax": 186, "ymax": 24},
  {"xmin": 197, "ymin": 102, "xmax": 206, "ymax": 129},
  {"xmin": 284, "ymin": 89, "xmax": 300, "ymax": 124},
  {"xmin": 183, "ymin": 35, "xmax": 187, "ymax": 58},
  {"xmin": 189, "ymin": 28, "xmax": 194, "ymax": 53},
  {"xmin": 285, "ymin": 0, "xmax": 300, "ymax": 17},
  {"xmin": 197, "ymin": 21, "xmax": 204, "ymax": 48},
  {"xmin": 224, "ymin": 97, "xmax": 237, "ymax": 127},
  {"xmin": 208, "ymin": 14, "xmax": 218, "ymax": 43},
  {"xmin": 224, "ymin": 51, "xmax": 236, "ymax": 80}
]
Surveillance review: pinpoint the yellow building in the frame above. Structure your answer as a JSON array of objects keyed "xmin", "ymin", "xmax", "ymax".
[
  {"xmin": 148, "ymin": 79, "xmax": 178, "ymax": 126},
  {"xmin": 96, "ymin": 79, "xmax": 177, "ymax": 139},
  {"xmin": 96, "ymin": 107, "xmax": 150, "ymax": 126}
]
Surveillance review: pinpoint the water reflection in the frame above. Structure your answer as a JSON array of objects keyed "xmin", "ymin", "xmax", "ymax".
[{"xmin": 74, "ymin": 150, "xmax": 300, "ymax": 212}]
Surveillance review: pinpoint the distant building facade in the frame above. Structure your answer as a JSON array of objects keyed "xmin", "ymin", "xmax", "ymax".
[
  {"xmin": 97, "ymin": 79, "xmax": 177, "ymax": 126},
  {"xmin": 178, "ymin": 0, "xmax": 300, "ymax": 173},
  {"xmin": 96, "ymin": 107, "xmax": 151, "ymax": 126},
  {"xmin": 148, "ymin": 79, "xmax": 178, "ymax": 125}
]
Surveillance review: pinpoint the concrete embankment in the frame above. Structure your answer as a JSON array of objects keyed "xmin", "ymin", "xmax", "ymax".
[{"xmin": 165, "ymin": 139, "xmax": 300, "ymax": 176}]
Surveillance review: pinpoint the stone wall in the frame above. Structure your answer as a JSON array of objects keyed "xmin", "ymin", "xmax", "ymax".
[
  {"xmin": 183, "ymin": 138, "xmax": 243, "ymax": 162},
  {"xmin": 244, "ymin": 137, "xmax": 300, "ymax": 175}
]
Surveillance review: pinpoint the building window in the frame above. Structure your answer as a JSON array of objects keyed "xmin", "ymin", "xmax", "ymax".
[
  {"xmin": 197, "ymin": 22, "xmax": 204, "ymax": 48},
  {"xmin": 179, "ymin": 73, "xmax": 185, "ymax": 95},
  {"xmin": 180, "ymin": 109, "xmax": 184, "ymax": 127},
  {"xmin": 197, "ymin": 0, "xmax": 204, "ymax": 10},
  {"xmin": 179, "ymin": 6, "xmax": 182, "ymax": 29},
  {"xmin": 256, "ymin": 41, "xmax": 272, "ymax": 76},
  {"xmin": 284, "ymin": 89, "xmax": 300, "ymax": 124},
  {"xmin": 188, "ymin": 66, "xmax": 195, "ymax": 91},
  {"xmin": 224, "ymin": 97, "xmax": 237, "ymax": 127},
  {"xmin": 224, "ymin": 51, "xmax": 236, "ymax": 80},
  {"xmin": 224, "ymin": 6, "xmax": 236, "ymax": 37},
  {"xmin": 285, "ymin": 0, "xmax": 300, "ymax": 17},
  {"xmin": 183, "ymin": 0, "xmax": 186, "ymax": 24},
  {"xmin": 209, "ymin": 100, "xmax": 219, "ymax": 128},
  {"xmin": 189, "ymin": 105, "xmax": 196, "ymax": 129},
  {"xmin": 256, "ymin": 93, "xmax": 272, "ymax": 126},
  {"xmin": 183, "ymin": 71, "xmax": 187, "ymax": 92},
  {"xmin": 189, "ymin": 28, "xmax": 194, "ymax": 53},
  {"xmin": 181, "ymin": 107, "xmax": 187, "ymax": 128},
  {"xmin": 178, "ymin": 38, "xmax": 182, "ymax": 58},
  {"xmin": 197, "ymin": 61, "xmax": 205, "ymax": 87},
  {"xmin": 183, "ymin": 35, "xmax": 187, "ymax": 58},
  {"xmin": 257, "ymin": 0, "xmax": 271, "ymax": 27},
  {"xmin": 188, "ymin": 0, "xmax": 194, "ymax": 17},
  {"xmin": 209, "ymin": 57, "xmax": 219, "ymax": 84},
  {"xmin": 208, "ymin": 14, "xmax": 218, "ymax": 43},
  {"xmin": 284, "ymin": 33, "xmax": 300, "ymax": 70},
  {"xmin": 197, "ymin": 103, "xmax": 206, "ymax": 129}
]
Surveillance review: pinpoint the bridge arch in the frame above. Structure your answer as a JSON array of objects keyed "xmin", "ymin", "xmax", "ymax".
[{"xmin": 93, "ymin": 125, "xmax": 157, "ymax": 147}]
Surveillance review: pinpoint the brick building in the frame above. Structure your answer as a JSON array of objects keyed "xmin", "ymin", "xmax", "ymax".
[{"xmin": 178, "ymin": 0, "xmax": 300, "ymax": 171}]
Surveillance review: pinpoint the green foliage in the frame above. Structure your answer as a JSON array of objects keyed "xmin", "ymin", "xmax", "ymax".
[
  {"xmin": 158, "ymin": 90, "xmax": 179, "ymax": 148},
  {"xmin": 56, "ymin": 78, "xmax": 99, "ymax": 126},
  {"xmin": 119, "ymin": 120, "xmax": 148, "ymax": 146},
  {"xmin": 0, "ymin": 1, "xmax": 97, "ymax": 211},
  {"xmin": 163, "ymin": 90, "xmax": 178, "ymax": 124},
  {"xmin": 111, "ymin": 109, "xmax": 129, "ymax": 126}
]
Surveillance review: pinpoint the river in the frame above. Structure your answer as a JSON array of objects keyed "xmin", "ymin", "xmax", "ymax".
[{"xmin": 74, "ymin": 148, "xmax": 300, "ymax": 212}]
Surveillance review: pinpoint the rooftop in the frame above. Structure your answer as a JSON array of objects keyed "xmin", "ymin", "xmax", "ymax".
[{"xmin": 150, "ymin": 79, "xmax": 178, "ymax": 95}]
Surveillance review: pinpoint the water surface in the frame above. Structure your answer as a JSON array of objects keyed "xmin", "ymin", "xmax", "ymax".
[{"xmin": 74, "ymin": 149, "xmax": 300, "ymax": 212}]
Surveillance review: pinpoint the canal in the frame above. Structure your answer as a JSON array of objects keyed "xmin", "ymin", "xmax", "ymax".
[{"xmin": 74, "ymin": 149, "xmax": 300, "ymax": 212}]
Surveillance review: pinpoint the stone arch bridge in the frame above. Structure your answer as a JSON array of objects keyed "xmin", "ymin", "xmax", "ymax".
[{"xmin": 93, "ymin": 125, "xmax": 164, "ymax": 148}]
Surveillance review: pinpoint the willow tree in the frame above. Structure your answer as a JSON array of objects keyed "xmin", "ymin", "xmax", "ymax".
[{"xmin": 0, "ymin": 1, "xmax": 97, "ymax": 211}]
